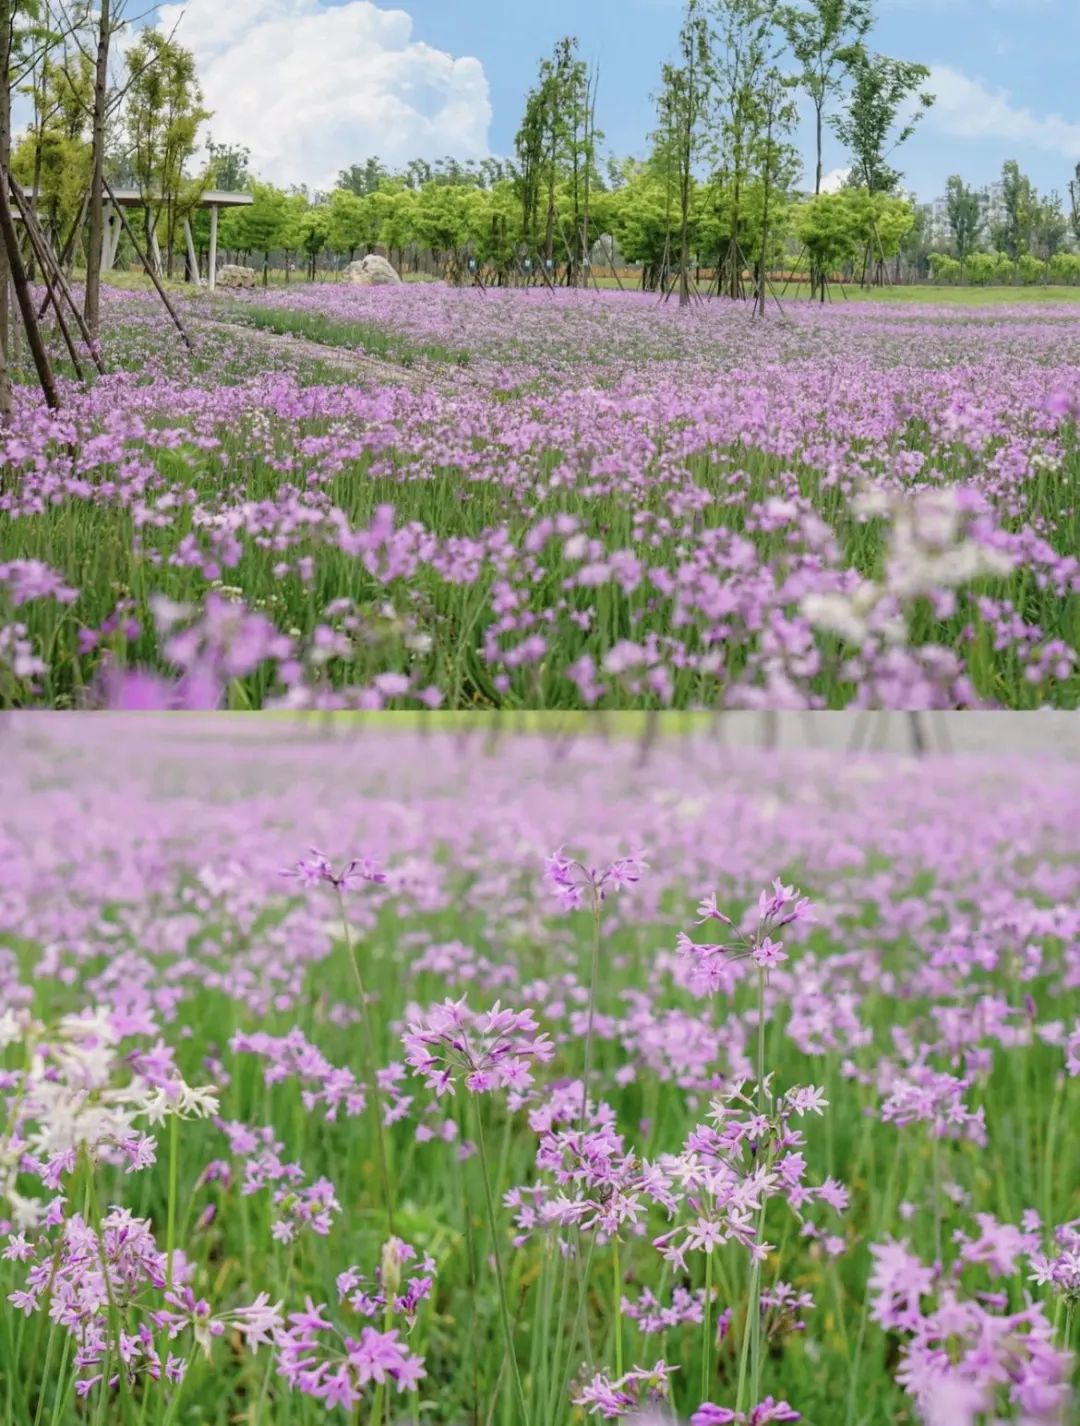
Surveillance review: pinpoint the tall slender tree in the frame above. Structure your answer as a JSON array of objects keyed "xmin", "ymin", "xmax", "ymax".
[
  {"xmin": 1069, "ymin": 162, "xmax": 1080, "ymax": 247},
  {"xmin": 702, "ymin": 0, "xmax": 782, "ymax": 298},
  {"xmin": 944, "ymin": 174, "xmax": 982, "ymax": 279},
  {"xmin": 655, "ymin": 0, "xmax": 710, "ymax": 306},
  {"xmin": 778, "ymin": 0, "xmax": 873, "ymax": 196},
  {"xmin": 830, "ymin": 50, "xmax": 932, "ymax": 197},
  {"xmin": 125, "ymin": 30, "xmax": 209, "ymax": 277},
  {"xmin": 991, "ymin": 159, "xmax": 1036, "ymax": 277}
]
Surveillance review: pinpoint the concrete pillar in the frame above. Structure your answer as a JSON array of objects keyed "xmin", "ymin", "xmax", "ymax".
[
  {"xmin": 208, "ymin": 204, "xmax": 218, "ymax": 291},
  {"xmin": 148, "ymin": 213, "xmax": 163, "ymax": 276},
  {"xmin": 102, "ymin": 202, "xmax": 116, "ymax": 271},
  {"xmin": 106, "ymin": 213, "xmax": 122, "ymax": 270},
  {"xmin": 183, "ymin": 216, "xmax": 201, "ymax": 285}
]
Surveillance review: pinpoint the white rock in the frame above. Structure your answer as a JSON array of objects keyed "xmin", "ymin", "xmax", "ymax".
[
  {"xmin": 216, "ymin": 264, "xmax": 257, "ymax": 289},
  {"xmin": 345, "ymin": 255, "xmax": 402, "ymax": 287}
]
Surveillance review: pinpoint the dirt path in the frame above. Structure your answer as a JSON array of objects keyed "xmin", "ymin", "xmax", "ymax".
[{"xmin": 191, "ymin": 312, "xmax": 464, "ymax": 395}]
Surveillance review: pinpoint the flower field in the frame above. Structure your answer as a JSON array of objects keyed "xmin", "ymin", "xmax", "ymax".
[
  {"xmin": 2, "ymin": 283, "xmax": 1080, "ymax": 709},
  {"xmin": 1, "ymin": 716, "xmax": 1079, "ymax": 1424}
]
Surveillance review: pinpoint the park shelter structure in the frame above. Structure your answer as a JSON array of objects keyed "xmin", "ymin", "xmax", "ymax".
[{"xmin": 100, "ymin": 188, "xmax": 253, "ymax": 290}]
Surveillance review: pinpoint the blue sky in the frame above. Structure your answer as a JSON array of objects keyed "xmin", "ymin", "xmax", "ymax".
[
  {"xmin": 151, "ymin": 0, "xmax": 1080, "ymax": 201},
  {"xmin": 398, "ymin": 0, "xmax": 1080, "ymax": 199}
]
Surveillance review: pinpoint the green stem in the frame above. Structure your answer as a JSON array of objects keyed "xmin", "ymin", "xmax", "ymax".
[
  {"xmin": 701, "ymin": 1243, "xmax": 713, "ymax": 1404},
  {"xmin": 165, "ymin": 1111, "xmax": 179, "ymax": 1287},
  {"xmin": 336, "ymin": 888, "xmax": 395, "ymax": 1235},
  {"xmin": 737, "ymin": 968, "xmax": 768, "ymax": 1415},
  {"xmin": 612, "ymin": 1236, "xmax": 624, "ymax": 1380},
  {"xmin": 554, "ymin": 1234, "xmax": 598, "ymax": 1425},
  {"xmin": 580, "ymin": 894, "xmax": 602, "ymax": 1128},
  {"xmin": 473, "ymin": 1102, "xmax": 528, "ymax": 1424}
]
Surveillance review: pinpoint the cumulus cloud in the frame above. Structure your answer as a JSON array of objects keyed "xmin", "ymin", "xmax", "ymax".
[
  {"xmin": 819, "ymin": 167, "xmax": 851, "ymax": 194},
  {"xmin": 154, "ymin": 0, "xmax": 493, "ymax": 190},
  {"xmin": 926, "ymin": 64, "xmax": 1080, "ymax": 158}
]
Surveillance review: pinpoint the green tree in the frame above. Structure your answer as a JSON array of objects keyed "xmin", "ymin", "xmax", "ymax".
[
  {"xmin": 338, "ymin": 157, "xmax": 387, "ymax": 195},
  {"xmin": 125, "ymin": 31, "xmax": 211, "ymax": 276},
  {"xmin": 944, "ymin": 175, "xmax": 982, "ymax": 279},
  {"xmin": 702, "ymin": 0, "xmax": 783, "ymax": 297},
  {"xmin": 326, "ymin": 189, "xmax": 374, "ymax": 260},
  {"xmin": 1069, "ymin": 163, "xmax": 1080, "ymax": 247},
  {"xmin": 207, "ymin": 139, "xmax": 250, "ymax": 191},
  {"xmin": 1, "ymin": 0, "xmax": 57, "ymax": 417},
  {"xmin": 12, "ymin": 50, "xmax": 93, "ymax": 249},
  {"xmin": 991, "ymin": 160, "xmax": 1036, "ymax": 273},
  {"xmin": 1032, "ymin": 190, "xmax": 1068, "ymax": 276},
  {"xmin": 605, "ymin": 161, "xmax": 678, "ymax": 289},
  {"xmin": 514, "ymin": 36, "xmax": 602, "ymax": 281},
  {"xmin": 221, "ymin": 180, "xmax": 287, "ymax": 282},
  {"xmin": 778, "ymin": 0, "xmax": 873, "ymax": 195},
  {"xmin": 412, "ymin": 181, "xmax": 472, "ymax": 279},
  {"xmin": 655, "ymin": 0, "xmax": 710, "ymax": 305},
  {"xmin": 294, "ymin": 201, "xmax": 329, "ymax": 280},
  {"xmin": 792, "ymin": 190, "xmax": 862, "ymax": 297},
  {"xmin": 830, "ymin": 50, "xmax": 933, "ymax": 197},
  {"xmin": 372, "ymin": 184, "xmax": 417, "ymax": 272}
]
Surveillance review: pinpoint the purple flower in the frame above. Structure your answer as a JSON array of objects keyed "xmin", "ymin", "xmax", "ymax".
[{"xmin": 280, "ymin": 849, "xmax": 387, "ymax": 891}]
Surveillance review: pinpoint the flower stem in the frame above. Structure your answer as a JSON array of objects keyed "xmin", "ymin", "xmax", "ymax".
[
  {"xmin": 335, "ymin": 888, "xmax": 395, "ymax": 1235},
  {"xmin": 165, "ymin": 1110, "xmax": 179, "ymax": 1288},
  {"xmin": 701, "ymin": 1244, "xmax": 713, "ymax": 1404},
  {"xmin": 473, "ymin": 1100, "xmax": 529, "ymax": 1424},
  {"xmin": 580, "ymin": 894, "xmax": 602, "ymax": 1128},
  {"xmin": 736, "ymin": 968, "xmax": 768, "ymax": 1415},
  {"xmin": 612, "ymin": 1236, "xmax": 624, "ymax": 1380}
]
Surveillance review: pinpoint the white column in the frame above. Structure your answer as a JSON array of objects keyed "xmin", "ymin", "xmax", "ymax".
[
  {"xmin": 208, "ymin": 204, "xmax": 219, "ymax": 291},
  {"xmin": 102, "ymin": 202, "xmax": 116, "ymax": 270},
  {"xmin": 183, "ymin": 216, "xmax": 201, "ymax": 285},
  {"xmin": 148, "ymin": 212, "xmax": 163, "ymax": 276}
]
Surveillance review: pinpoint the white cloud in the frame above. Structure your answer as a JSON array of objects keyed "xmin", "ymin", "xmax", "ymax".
[
  {"xmin": 153, "ymin": 0, "xmax": 493, "ymax": 190},
  {"xmin": 926, "ymin": 64, "xmax": 1080, "ymax": 159},
  {"xmin": 819, "ymin": 167, "xmax": 851, "ymax": 194}
]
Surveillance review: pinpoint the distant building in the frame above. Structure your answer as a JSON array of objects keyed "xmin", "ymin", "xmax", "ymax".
[{"xmin": 922, "ymin": 182, "xmax": 1008, "ymax": 248}]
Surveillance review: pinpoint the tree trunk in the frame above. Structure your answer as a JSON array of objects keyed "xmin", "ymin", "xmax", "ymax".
[
  {"xmin": 84, "ymin": 0, "xmax": 111, "ymax": 338},
  {"xmin": 0, "ymin": 0, "xmax": 13, "ymax": 427},
  {"xmin": 0, "ymin": 177, "xmax": 61, "ymax": 411},
  {"xmin": 815, "ymin": 103, "xmax": 823, "ymax": 196}
]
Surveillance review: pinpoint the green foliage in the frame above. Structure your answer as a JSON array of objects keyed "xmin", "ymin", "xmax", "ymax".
[
  {"xmin": 1033, "ymin": 191, "xmax": 1069, "ymax": 264},
  {"xmin": 830, "ymin": 50, "xmax": 934, "ymax": 195},
  {"xmin": 1049, "ymin": 251, "xmax": 1080, "ymax": 286},
  {"xmin": 207, "ymin": 140, "xmax": 251, "ymax": 191},
  {"xmin": 220, "ymin": 181, "xmax": 289, "ymax": 264},
  {"xmin": 326, "ymin": 190, "xmax": 376, "ymax": 260},
  {"xmin": 991, "ymin": 160, "xmax": 1036, "ymax": 262},
  {"xmin": 12, "ymin": 51, "xmax": 93, "ymax": 238},
  {"xmin": 777, "ymin": 0, "xmax": 873, "ymax": 194},
  {"xmin": 792, "ymin": 188, "xmax": 913, "ymax": 281},
  {"xmin": 124, "ymin": 31, "xmax": 212, "ymax": 275},
  {"xmin": 793, "ymin": 190, "xmax": 862, "ymax": 274},
  {"xmin": 944, "ymin": 175, "xmax": 983, "ymax": 267},
  {"xmin": 964, "ymin": 251, "xmax": 1014, "ymax": 286},
  {"xmin": 514, "ymin": 35, "xmax": 603, "ymax": 278},
  {"xmin": 928, "ymin": 251, "xmax": 961, "ymax": 284}
]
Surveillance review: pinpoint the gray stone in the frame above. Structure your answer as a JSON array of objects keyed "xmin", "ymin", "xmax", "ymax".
[
  {"xmin": 216, "ymin": 264, "xmax": 257, "ymax": 290},
  {"xmin": 345, "ymin": 254, "xmax": 403, "ymax": 287}
]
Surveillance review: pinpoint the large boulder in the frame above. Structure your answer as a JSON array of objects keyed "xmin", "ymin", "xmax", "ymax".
[
  {"xmin": 216, "ymin": 264, "xmax": 257, "ymax": 289},
  {"xmin": 345, "ymin": 254, "xmax": 402, "ymax": 287}
]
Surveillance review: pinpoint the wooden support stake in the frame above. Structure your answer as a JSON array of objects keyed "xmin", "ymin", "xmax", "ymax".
[
  {"xmin": 102, "ymin": 178, "xmax": 192, "ymax": 350},
  {"xmin": 0, "ymin": 168, "xmax": 61, "ymax": 410},
  {"xmin": 36, "ymin": 185, "xmax": 90, "ymax": 320},
  {"xmin": 10, "ymin": 176, "xmax": 105, "ymax": 376},
  {"xmin": 12, "ymin": 187, "xmax": 85, "ymax": 382}
]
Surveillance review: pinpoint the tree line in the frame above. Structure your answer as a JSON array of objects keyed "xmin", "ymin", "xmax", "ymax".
[{"xmin": 6, "ymin": 0, "xmax": 1080, "ymax": 317}]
